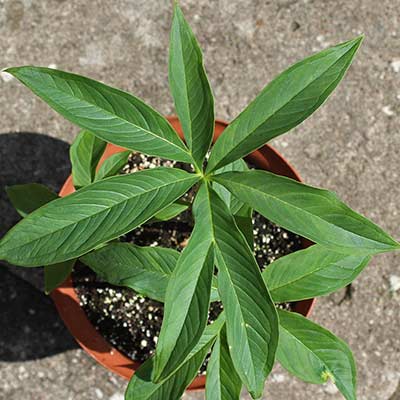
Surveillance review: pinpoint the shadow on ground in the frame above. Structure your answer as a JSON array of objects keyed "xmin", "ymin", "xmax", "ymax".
[{"xmin": 0, "ymin": 132, "xmax": 78, "ymax": 361}]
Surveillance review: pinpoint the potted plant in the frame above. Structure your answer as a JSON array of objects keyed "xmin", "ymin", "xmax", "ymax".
[{"xmin": 1, "ymin": 3, "xmax": 399, "ymax": 400}]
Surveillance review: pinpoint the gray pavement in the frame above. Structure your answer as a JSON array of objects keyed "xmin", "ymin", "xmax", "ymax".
[{"xmin": 0, "ymin": 0, "xmax": 399, "ymax": 399}]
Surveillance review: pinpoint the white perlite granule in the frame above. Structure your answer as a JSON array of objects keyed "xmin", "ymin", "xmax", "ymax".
[{"xmin": 389, "ymin": 275, "xmax": 400, "ymax": 292}]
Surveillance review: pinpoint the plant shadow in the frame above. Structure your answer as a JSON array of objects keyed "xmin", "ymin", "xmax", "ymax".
[{"xmin": 0, "ymin": 132, "xmax": 78, "ymax": 361}]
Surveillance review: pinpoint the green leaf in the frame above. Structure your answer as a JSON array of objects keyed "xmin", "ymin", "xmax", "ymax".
[
  {"xmin": 277, "ymin": 310, "xmax": 357, "ymax": 400},
  {"xmin": 125, "ymin": 316, "xmax": 225, "ymax": 400},
  {"xmin": 151, "ymin": 200, "xmax": 189, "ymax": 222},
  {"xmin": 80, "ymin": 243, "xmax": 179, "ymax": 302},
  {"xmin": 207, "ymin": 185, "xmax": 279, "ymax": 399},
  {"xmin": 0, "ymin": 168, "xmax": 199, "ymax": 266},
  {"xmin": 263, "ymin": 245, "xmax": 370, "ymax": 302},
  {"xmin": 205, "ymin": 325, "xmax": 242, "ymax": 400},
  {"xmin": 6, "ymin": 66, "xmax": 192, "ymax": 163},
  {"xmin": 6, "ymin": 183, "xmax": 58, "ymax": 217},
  {"xmin": 213, "ymin": 159, "xmax": 249, "ymax": 214},
  {"xmin": 213, "ymin": 170, "xmax": 400, "ymax": 255},
  {"xmin": 95, "ymin": 150, "xmax": 131, "ymax": 181},
  {"xmin": 207, "ymin": 37, "xmax": 363, "ymax": 172},
  {"xmin": 233, "ymin": 203, "xmax": 253, "ymax": 250},
  {"xmin": 213, "ymin": 159, "xmax": 253, "ymax": 248},
  {"xmin": 6, "ymin": 183, "xmax": 75, "ymax": 292},
  {"xmin": 169, "ymin": 3, "xmax": 214, "ymax": 170},
  {"xmin": 70, "ymin": 130, "xmax": 106, "ymax": 188},
  {"xmin": 44, "ymin": 259, "xmax": 75, "ymax": 294},
  {"xmin": 153, "ymin": 185, "xmax": 214, "ymax": 381}
]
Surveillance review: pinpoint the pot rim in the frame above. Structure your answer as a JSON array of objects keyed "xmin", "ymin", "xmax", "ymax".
[{"xmin": 51, "ymin": 116, "xmax": 315, "ymax": 390}]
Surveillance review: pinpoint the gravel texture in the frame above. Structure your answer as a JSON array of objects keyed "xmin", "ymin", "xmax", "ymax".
[{"xmin": 0, "ymin": 0, "xmax": 399, "ymax": 399}]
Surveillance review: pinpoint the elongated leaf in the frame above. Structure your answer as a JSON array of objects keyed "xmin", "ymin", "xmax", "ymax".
[
  {"xmin": 277, "ymin": 310, "xmax": 356, "ymax": 400},
  {"xmin": 214, "ymin": 170, "xmax": 400, "ymax": 255},
  {"xmin": 125, "ymin": 316, "xmax": 225, "ymax": 400},
  {"xmin": 207, "ymin": 37, "xmax": 363, "ymax": 172},
  {"xmin": 6, "ymin": 183, "xmax": 58, "ymax": 217},
  {"xmin": 207, "ymin": 185, "xmax": 278, "ymax": 399},
  {"xmin": 0, "ymin": 168, "xmax": 199, "ymax": 266},
  {"xmin": 213, "ymin": 159, "xmax": 249, "ymax": 214},
  {"xmin": 153, "ymin": 185, "xmax": 214, "ymax": 381},
  {"xmin": 233, "ymin": 203, "xmax": 253, "ymax": 250},
  {"xmin": 6, "ymin": 66, "xmax": 192, "ymax": 163},
  {"xmin": 95, "ymin": 150, "xmax": 131, "ymax": 181},
  {"xmin": 263, "ymin": 245, "xmax": 370, "ymax": 302},
  {"xmin": 152, "ymin": 200, "xmax": 189, "ymax": 222},
  {"xmin": 213, "ymin": 159, "xmax": 253, "ymax": 248},
  {"xmin": 205, "ymin": 325, "xmax": 242, "ymax": 400},
  {"xmin": 44, "ymin": 259, "xmax": 75, "ymax": 294},
  {"xmin": 70, "ymin": 130, "xmax": 106, "ymax": 188},
  {"xmin": 80, "ymin": 243, "xmax": 179, "ymax": 302},
  {"xmin": 169, "ymin": 3, "xmax": 214, "ymax": 170}
]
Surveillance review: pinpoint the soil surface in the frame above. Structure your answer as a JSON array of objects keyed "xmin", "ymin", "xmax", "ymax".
[{"xmin": 72, "ymin": 153, "xmax": 302, "ymax": 369}]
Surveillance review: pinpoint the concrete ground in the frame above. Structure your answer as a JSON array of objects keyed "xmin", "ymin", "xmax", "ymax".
[{"xmin": 0, "ymin": 0, "xmax": 399, "ymax": 399}]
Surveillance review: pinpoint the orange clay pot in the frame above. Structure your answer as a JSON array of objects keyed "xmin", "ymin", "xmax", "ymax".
[{"xmin": 51, "ymin": 116, "xmax": 315, "ymax": 390}]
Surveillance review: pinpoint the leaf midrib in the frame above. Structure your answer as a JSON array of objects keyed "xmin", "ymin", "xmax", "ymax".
[
  {"xmin": 174, "ymin": 14, "xmax": 194, "ymax": 151},
  {"xmin": 279, "ymin": 324, "xmax": 333, "ymax": 382},
  {"xmin": 268, "ymin": 253, "xmax": 368, "ymax": 295},
  {"xmin": 218, "ymin": 176, "xmax": 385, "ymax": 250},
  {"xmin": 279, "ymin": 321, "xmax": 353, "ymax": 398},
  {"xmin": 27, "ymin": 69, "xmax": 190, "ymax": 156},
  {"xmin": 205, "ymin": 185, "xmax": 265, "ymax": 384},
  {"xmin": 2, "ymin": 174, "xmax": 197, "ymax": 259}
]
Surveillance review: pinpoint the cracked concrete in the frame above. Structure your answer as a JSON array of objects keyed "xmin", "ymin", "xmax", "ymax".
[{"xmin": 0, "ymin": 0, "xmax": 399, "ymax": 399}]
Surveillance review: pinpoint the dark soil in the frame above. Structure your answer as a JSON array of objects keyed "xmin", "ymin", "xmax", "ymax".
[{"xmin": 72, "ymin": 152, "xmax": 302, "ymax": 372}]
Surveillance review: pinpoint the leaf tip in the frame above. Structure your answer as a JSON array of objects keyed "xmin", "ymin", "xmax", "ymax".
[
  {"xmin": 172, "ymin": 0, "xmax": 181, "ymax": 13},
  {"xmin": 249, "ymin": 389, "xmax": 263, "ymax": 400},
  {"xmin": 351, "ymin": 34, "xmax": 364, "ymax": 48},
  {"xmin": 2, "ymin": 67, "xmax": 17, "ymax": 80},
  {"xmin": 2, "ymin": 66, "xmax": 23, "ymax": 76}
]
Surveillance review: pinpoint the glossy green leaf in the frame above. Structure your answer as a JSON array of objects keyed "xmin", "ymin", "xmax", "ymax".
[
  {"xmin": 277, "ymin": 310, "xmax": 356, "ymax": 400},
  {"xmin": 233, "ymin": 203, "xmax": 253, "ymax": 250},
  {"xmin": 70, "ymin": 130, "xmax": 106, "ymax": 188},
  {"xmin": 205, "ymin": 325, "xmax": 242, "ymax": 400},
  {"xmin": 6, "ymin": 66, "xmax": 192, "ymax": 163},
  {"xmin": 213, "ymin": 159, "xmax": 253, "ymax": 248},
  {"xmin": 80, "ymin": 243, "xmax": 179, "ymax": 302},
  {"xmin": 0, "ymin": 168, "xmax": 199, "ymax": 266},
  {"xmin": 207, "ymin": 185, "xmax": 278, "ymax": 399},
  {"xmin": 153, "ymin": 185, "xmax": 214, "ymax": 381},
  {"xmin": 169, "ymin": 3, "xmax": 214, "ymax": 170},
  {"xmin": 152, "ymin": 200, "xmax": 189, "ymax": 222},
  {"xmin": 44, "ymin": 259, "xmax": 75, "ymax": 294},
  {"xmin": 6, "ymin": 183, "xmax": 58, "ymax": 217},
  {"xmin": 263, "ymin": 245, "xmax": 370, "ymax": 302},
  {"xmin": 213, "ymin": 159, "xmax": 249, "ymax": 214},
  {"xmin": 214, "ymin": 170, "xmax": 400, "ymax": 255},
  {"xmin": 95, "ymin": 150, "xmax": 131, "ymax": 181},
  {"xmin": 207, "ymin": 37, "xmax": 363, "ymax": 172},
  {"xmin": 125, "ymin": 316, "xmax": 225, "ymax": 400}
]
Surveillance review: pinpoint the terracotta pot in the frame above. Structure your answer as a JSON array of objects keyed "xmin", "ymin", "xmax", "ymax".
[{"xmin": 51, "ymin": 116, "xmax": 315, "ymax": 390}]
